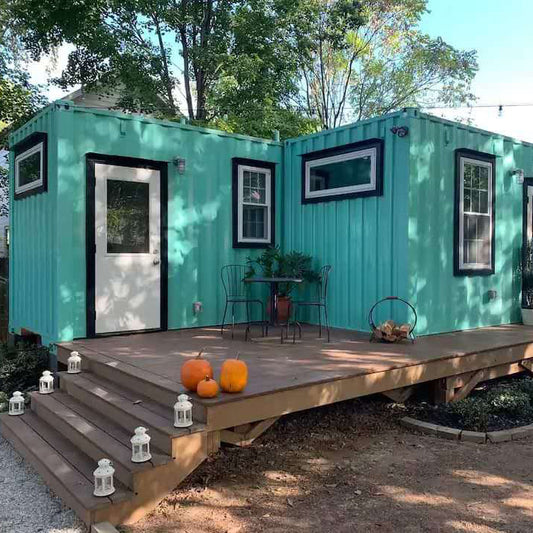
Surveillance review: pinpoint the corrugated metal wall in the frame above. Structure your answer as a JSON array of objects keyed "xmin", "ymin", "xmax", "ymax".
[
  {"xmin": 52, "ymin": 106, "xmax": 282, "ymax": 340},
  {"xmin": 9, "ymin": 108, "xmax": 57, "ymax": 345},
  {"xmin": 282, "ymin": 112, "xmax": 411, "ymax": 331},
  {"xmin": 408, "ymin": 111, "xmax": 533, "ymax": 335}
]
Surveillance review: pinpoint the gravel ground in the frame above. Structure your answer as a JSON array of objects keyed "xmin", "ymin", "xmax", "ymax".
[{"xmin": 0, "ymin": 432, "xmax": 86, "ymax": 533}]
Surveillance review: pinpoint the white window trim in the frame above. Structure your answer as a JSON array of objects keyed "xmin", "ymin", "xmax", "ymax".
[
  {"xmin": 304, "ymin": 147, "xmax": 377, "ymax": 199},
  {"xmin": 14, "ymin": 142, "xmax": 44, "ymax": 195},
  {"xmin": 237, "ymin": 164, "xmax": 272, "ymax": 244},
  {"xmin": 458, "ymin": 156, "xmax": 493, "ymax": 270}
]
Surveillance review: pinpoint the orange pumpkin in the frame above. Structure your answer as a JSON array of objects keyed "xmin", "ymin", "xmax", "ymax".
[
  {"xmin": 180, "ymin": 350, "xmax": 213, "ymax": 392},
  {"xmin": 219, "ymin": 353, "xmax": 248, "ymax": 393},
  {"xmin": 196, "ymin": 376, "xmax": 219, "ymax": 398}
]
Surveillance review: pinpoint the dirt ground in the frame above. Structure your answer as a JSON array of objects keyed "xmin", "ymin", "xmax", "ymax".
[{"xmin": 121, "ymin": 397, "xmax": 533, "ymax": 533}]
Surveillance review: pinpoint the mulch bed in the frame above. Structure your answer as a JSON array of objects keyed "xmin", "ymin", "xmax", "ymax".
[{"xmin": 405, "ymin": 374, "xmax": 533, "ymax": 432}]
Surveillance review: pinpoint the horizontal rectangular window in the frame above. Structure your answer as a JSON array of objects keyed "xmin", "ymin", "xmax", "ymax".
[
  {"xmin": 13, "ymin": 132, "xmax": 48, "ymax": 199},
  {"xmin": 302, "ymin": 139, "xmax": 383, "ymax": 203},
  {"xmin": 232, "ymin": 158, "xmax": 275, "ymax": 248},
  {"xmin": 455, "ymin": 149, "xmax": 495, "ymax": 276}
]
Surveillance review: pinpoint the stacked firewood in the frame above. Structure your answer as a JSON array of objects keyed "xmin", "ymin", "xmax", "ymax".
[{"xmin": 371, "ymin": 320, "xmax": 411, "ymax": 343}]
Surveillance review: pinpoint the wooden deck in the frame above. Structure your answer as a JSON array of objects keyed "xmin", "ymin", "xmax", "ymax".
[
  {"xmin": 4, "ymin": 324, "xmax": 533, "ymax": 528},
  {"xmin": 58, "ymin": 324, "xmax": 533, "ymax": 427}
]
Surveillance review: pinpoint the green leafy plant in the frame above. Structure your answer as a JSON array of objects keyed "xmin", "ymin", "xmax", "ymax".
[
  {"xmin": 246, "ymin": 246, "xmax": 320, "ymax": 297},
  {"xmin": 0, "ymin": 342, "xmax": 49, "ymax": 411},
  {"xmin": 521, "ymin": 241, "xmax": 533, "ymax": 308}
]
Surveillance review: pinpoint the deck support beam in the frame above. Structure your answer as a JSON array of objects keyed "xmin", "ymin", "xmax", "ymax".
[
  {"xmin": 382, "ymin": 386, "xmax": 415, "ymax": 403},
  {"xmin": 220, "ymin": 417, "xmax": 279, "ymax": 447}
]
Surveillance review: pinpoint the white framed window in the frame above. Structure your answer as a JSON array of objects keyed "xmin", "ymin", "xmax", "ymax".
[
  {"xmin": 13, "ymin": 132, "xmax": 47, "ymax": 199},
  {"xmin": 455, "ymin": 150, "xmax": 495, "ymax": 275},
  {"xmin": 232, "ymin": 159, "xmax": 275, "ymax": 248},
  {"xmin": 302, "ymin": 139, "xmax": 383, "ymax": 203}
]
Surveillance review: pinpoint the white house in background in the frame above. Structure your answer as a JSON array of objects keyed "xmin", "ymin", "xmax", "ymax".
[{"xmin": 65, "ymin": 87, "xmax": 121, "ymax": 110}]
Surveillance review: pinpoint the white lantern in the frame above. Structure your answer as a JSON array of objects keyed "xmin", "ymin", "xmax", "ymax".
[
  {"xmin": 8, "ymin": 391, "xmax": 24, "ymax": 416},
  {"xmin": 93, "ymin": 459, "xmax": 116, "ymax": 497},
  {"xmin": 174, "ymin": 394, "xmax": 193, "ymax": 428},
  {"xmin": 130, "ymin": 427, "xmax": 151, "ymax": 463},
  {"xmin": 39, "ymin": 371, "xmax": 54, "ymax": 394},
  {"xmin": 67, "ymin": 351, "xmax": 82, "ymax": 374}
]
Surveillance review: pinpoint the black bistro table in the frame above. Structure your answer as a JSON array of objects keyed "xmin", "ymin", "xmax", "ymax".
[{"xmin": 244, "ymin": 276, "xmax": 302, "ymax": 342}]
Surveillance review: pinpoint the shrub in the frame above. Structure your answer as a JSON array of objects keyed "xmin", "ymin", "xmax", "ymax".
[
  {"xmin": 0, "ymin": 343, "xmax": 49, "ymax": 405},
  {"xmin": 446, "ymin": 397, "xmax": 492, "ymax": 432}
]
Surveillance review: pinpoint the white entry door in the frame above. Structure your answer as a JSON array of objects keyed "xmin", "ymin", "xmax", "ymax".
[{"xmin": 94, "ymin": 163, "xmax": 161, "ymax": 334}]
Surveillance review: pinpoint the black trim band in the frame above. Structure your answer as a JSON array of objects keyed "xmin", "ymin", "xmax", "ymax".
[
  {"xmin": 85, "ymin": 153, "xmax": 168, "ymax": 337},
  {"xmin": 232, "ymin": 157, "xmax": 276, "ymax": 249},
  {"xmin": 300, "ymin": 138, "xmax": 384, "ymax": 204},
  {"xmin": 453, "ymin": 148, "xmax": 496, "ymax": 277}
]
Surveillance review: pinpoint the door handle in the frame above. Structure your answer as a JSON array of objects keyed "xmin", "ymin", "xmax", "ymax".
[{"xmin": 153, "ymin": 258, "xmax": 160, "ymax": 265}]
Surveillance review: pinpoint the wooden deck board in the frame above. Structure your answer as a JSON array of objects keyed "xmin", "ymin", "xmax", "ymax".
[{"xmin": 59, "ymin": 324, "xmax": 533, "ymax": 407}]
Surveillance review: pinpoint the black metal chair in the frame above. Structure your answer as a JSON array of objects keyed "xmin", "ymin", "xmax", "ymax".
[
  {"xmin": 220, "ymin": 264, "xmax": 266, "ymax": 341},
  {"xmin": 292, "ymin": 265, "xmax": 332, "ymax": 343}
]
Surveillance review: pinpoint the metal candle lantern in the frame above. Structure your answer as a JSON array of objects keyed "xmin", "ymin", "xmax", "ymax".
[
  {"xmin": 131, "ymin": 427, "xmax": 152, "ymax": 463},
  {"xmin": 174, "ymin": 394, "xmax": 193, "ymax": 428},
  {"xmin": 93, "ymin": 459, "xmax": 116, "ymax": 497},
  {"xmin": 39, "ymin": 371, "xmax": 54, "ymax": 394},
  {"xmin": 8, "ymin": 391, "xmax": 24, "ymax": 416},
  {"xmin": 67, "ymin": 351, "xmax": 82, "ymax": 374}
]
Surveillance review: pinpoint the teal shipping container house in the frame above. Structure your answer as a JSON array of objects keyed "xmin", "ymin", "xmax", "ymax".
[{"xmin": 9, "ymin": 103, "xmax": 533, "ymax": 346}]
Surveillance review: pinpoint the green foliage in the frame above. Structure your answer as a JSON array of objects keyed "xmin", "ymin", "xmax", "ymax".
[
  {"xmin": 444, "ymin": 377, "xmax": 533, "ymax": 432},
  {"xmin": 521, "ymin": 242, "xmax": 533, "ymax": 308},
  {"xmin": 246, "ymin": 246, "xmax": 320, "ymax": 296},
  {"xmin": 0, "ymin": 343, "xmax": 49, "ymax": 405}
]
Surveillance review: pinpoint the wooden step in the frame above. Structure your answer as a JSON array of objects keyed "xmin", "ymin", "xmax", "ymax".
[
  {"xmin": 59, "ymin": 372, "xmax": 206, "ymax": 455},
  {"xmin": 57, "ymin": 343, "xmax": 182, "ymax": 409},
  {"xmin": 31, "ymin": 391, "xmax": 172, "ymax": 489},
  {"xmin": 0, "ymin": 412, "xmax": 134, "ymax": 526}
]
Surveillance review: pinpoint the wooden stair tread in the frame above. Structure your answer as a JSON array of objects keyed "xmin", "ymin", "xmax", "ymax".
[
  {"xmin": 31, "ymin": 392, "xmax": 171, "ymax": 475},
  {"xmin": 60, "ymin": 372, "xmax": 206, "ymax": 437},
  {"xmin": 57, "ymin": 343, "xmax": 180, "ymax": 392},
  {"xmin": 0, "ymin": 412, "xmax": 133, "ymax": 511},
  {"xmin": 50, "ymin": 391, "xmax": 170, "ymax": 465}
]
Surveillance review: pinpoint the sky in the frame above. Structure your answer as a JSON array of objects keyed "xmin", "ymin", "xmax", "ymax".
[{"xmin": 26, "ymin": 0, "xmax": 533, "ymax": 142}]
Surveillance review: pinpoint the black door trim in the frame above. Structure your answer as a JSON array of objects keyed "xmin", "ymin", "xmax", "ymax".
[{"xmin": 85, "ymin": 153, "xmax": 169, "ymax": 338}]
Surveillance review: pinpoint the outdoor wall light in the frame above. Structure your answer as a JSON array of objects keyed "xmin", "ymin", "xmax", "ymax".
[
  {"xmin": 512, "ymin": 169, "xmax": 525, "ymax": 184},
  {"xmin": 173, "ymin": 157, "xmax": 186, "ymax": 174},
  {"xmin": 390, "ymin": 126, "xmax": 409, "ymax": 138}
]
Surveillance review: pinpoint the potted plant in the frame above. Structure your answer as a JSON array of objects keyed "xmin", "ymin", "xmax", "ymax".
[
  {"xmin": 521, "ymin": 241, "xmax": 533, "ymax": 325},
  {"xmin": 246, "ymin": 247, "xmax": 319, "ymax": 322}
]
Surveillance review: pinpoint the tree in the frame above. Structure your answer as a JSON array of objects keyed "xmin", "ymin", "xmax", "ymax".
[{"xmin": 296, "ymin": 0, "xmax": 478, "ymax": 129}]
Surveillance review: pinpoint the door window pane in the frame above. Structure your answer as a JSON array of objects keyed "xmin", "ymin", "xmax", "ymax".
[{"xmin": 107, "ymin": 180, "xmax": 150, "ymax": 253}]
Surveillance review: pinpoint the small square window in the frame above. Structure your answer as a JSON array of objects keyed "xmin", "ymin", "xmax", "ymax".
[
  {"xmin": 13, "ymin": 132, "xmax": 48, "ymax": 199},
  {"xmin": 232, "ymin": 158, "xmax": 275, "ymax": 248}
]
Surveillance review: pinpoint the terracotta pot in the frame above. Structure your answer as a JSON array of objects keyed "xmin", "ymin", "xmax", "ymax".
[
  {"xmin": 522, "ymin": 307, "xmax": 533, "ymax": 326},
  {"xmin": 267, "ymin": 296, "xmax": 292, "ymax": 323}
]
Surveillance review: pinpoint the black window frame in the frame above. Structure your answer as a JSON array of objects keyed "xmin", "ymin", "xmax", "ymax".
[
  {"xmin": 232, "ymin": 157, "xmax": 276, "ymax": 249},
  {"xmin": 12, "ymin": 132, "xmax": 48, "ymax": 200},
  {"xmin": 454, "ymin": 148, "xmax": 496, "ymax": 276},
  {"xmin": 301, "ymin": 138, "xmax": 384, "ymax": 204}
]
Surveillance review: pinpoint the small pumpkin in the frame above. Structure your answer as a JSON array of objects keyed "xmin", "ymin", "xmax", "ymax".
[
  {"xmin": 220, "ymin": 353, "xmax": 248, "ymax": 393},
  {"xmin": 180, "ymin": 350, "xmax": 213, "ymax": 392},
  {"xmin": 196, "ymin": 376, "xmax": 219, "ymax": 398}
]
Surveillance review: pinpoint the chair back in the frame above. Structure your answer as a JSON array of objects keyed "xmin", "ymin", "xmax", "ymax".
[
  {"xmin": 221, "ymin": 265, "xmax": 248, "ymax": 299},
  {"xmin": 317, "ymin": 265, "xmax": 332, "ymax": 302}
]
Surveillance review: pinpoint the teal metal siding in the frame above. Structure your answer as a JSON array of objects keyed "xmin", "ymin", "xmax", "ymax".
[
  {"xmin": 51, "ymin": 105, "xmax": 282, "ymax": 340},
  {"xmin": 408, "ymin": 111, "xmax": 533, "ymax": 335},
  {"xmin": 283, "ymin": 112, "xmax": 411, "ymax": 331},
  {"xmin": 9, "ymin": 107, "xmax": 58, "ymax": 346}
]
